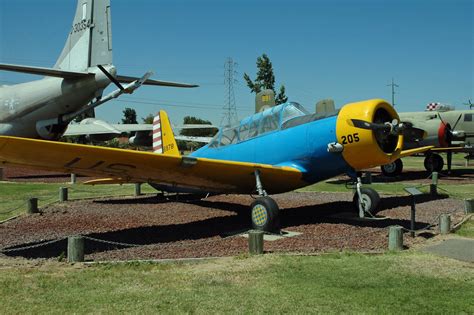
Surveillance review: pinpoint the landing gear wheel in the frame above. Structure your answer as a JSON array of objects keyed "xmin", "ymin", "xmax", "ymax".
[
  {"xmin": 250, "ymin": 197, "xmax": 280, "ymax": 233},
  {"xmin": 381, "ymin": 159, "xmax": 403, "ymax": 177},
  {"xmin": 353, "ymin": 188, "xmax": 380, "ymax": 216},
  {"xmin": 424, "ymin": 153, "xmax": 444, "ymax": 172}
]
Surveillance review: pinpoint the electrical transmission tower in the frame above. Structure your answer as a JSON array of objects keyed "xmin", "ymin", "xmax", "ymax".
[
  {"xmin": 220, "ymin": 57, "xmax": 238, "ymax": 127},
  {"xmin": 386, "ymin": 78, "xmax": 399, "ymax": 107}
]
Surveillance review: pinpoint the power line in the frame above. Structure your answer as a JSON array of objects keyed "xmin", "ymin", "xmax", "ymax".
[
  {"xmin": 386, "ymin": 78, "xmax": 399, "ymax": 107},
  {"xmin": 220, "ymin": 57, "xmax": 239, "ymax": 127},
  {"xmin": 115, "ymin": 99, "xmax": 253, "ymax": 112}
]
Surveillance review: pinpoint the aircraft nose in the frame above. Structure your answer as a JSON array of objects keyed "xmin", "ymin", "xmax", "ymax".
[{"xmin": 335, "ymin": 99, "xmax": 403, "ymax": 170}]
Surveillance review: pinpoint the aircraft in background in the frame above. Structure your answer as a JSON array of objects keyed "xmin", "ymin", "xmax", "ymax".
[
  {"xmin": 0, "ymin": 99, "xmax": 433, "ymax": 232},
  {"xmin": 63, "ymin": 117, "xmax": 216, "ymax": 145},
  {"xmin": 0, "ymin": 0, "xmax": 196, "ymax": 141},
  {"xmin": 380, "ymin": 103, "xmax": 474, "ymax": 176}
]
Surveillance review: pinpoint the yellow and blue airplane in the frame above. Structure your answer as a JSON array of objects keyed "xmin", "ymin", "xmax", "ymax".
[{"xmin": 0, "ymin": 99, "xmax": 431, "ymax": 232}]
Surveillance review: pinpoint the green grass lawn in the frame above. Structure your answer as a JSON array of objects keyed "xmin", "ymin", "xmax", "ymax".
[
  {"xmin": 456, "ymin": 217, "xmax": 474, "ymax": 238},
  {"xmin": 0, "ymin": 252, "xmax": 472, "ymax": 314},
  {"xmin": 0, "ymin": 182, "xmax": 157, "ymax": 222}
]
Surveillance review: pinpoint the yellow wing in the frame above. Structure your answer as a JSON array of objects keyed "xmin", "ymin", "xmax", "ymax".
[{"xmin": 0, "ymin": 136, "xmax": 305, "ymax": 194}]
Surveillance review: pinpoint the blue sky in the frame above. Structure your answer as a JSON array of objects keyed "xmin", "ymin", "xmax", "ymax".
[{"xmin": 0, "ymin": 0, "xmax": 472, "ymax": 125}]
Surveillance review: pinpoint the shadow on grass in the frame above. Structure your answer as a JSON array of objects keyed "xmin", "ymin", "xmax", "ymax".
[{"xmin": 2, "ymin": 193, "xmax": 445, "ymax": 259}]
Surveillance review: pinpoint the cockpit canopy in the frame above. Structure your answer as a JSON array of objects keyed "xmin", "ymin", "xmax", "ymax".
[{"xmin": 209, "ymin": 102, "xmax": 315, "ymax": 148}]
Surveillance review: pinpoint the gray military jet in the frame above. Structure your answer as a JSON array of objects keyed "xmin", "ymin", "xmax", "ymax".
[{"xmin": 0, "ymin": 0, "xmax": 196, "ymax": 141}]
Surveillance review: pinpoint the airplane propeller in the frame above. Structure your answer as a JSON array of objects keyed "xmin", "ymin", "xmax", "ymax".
[{"xmin": 350, "ymin": 118, "xmax": 427, "ymax": 142}]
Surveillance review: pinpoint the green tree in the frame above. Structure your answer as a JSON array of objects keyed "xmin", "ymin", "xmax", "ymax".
[
  {"xmin": 243, "ymin": 54, "xmax": 288, "ymax": 105},
  {"xmin": 121, "ymin": 108, "xmax": 138, "ymax": 124},
  {"xmin": 142, "ymin": 113, "xmax": 154, "ymax": 124},
  {"xmin": 180, "ymin": 116, "xmax": 215, "ymax": 137}
]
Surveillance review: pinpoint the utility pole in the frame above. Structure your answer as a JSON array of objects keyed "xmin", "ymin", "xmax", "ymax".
[
  {"xmin": 387, "ymin": 78, "xmax": 399, "ymax": 107},
  {"xmin": 220, "ymin": 57, "xmax": 238, "ymax": 127}
]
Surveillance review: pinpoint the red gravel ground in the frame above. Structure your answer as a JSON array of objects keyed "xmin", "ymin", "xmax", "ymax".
[
  {"xmin": 0, "ymin": 166, "xmax": 471, "ymax": 261},
  {"xmin": 0, "ymin": 191, "xmax": 466, "ymax": 261}
]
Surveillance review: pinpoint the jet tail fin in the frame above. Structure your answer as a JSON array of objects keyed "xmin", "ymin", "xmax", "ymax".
[
  {"xmin": 153, "ymin": 111, "xmax": 181, "ymax": 157},
  {"xmin": 55, "ymin": 0, "xmax": 112, "ymax": 71}
]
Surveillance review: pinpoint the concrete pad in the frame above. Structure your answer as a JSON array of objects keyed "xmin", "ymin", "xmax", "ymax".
[
  {"xmin": 241, "ymin": 230, "xmax": 302, "ymax": 241},
  {"xmin": 423, "ymin": 238, "xmax": 474, "ymax": 263}
]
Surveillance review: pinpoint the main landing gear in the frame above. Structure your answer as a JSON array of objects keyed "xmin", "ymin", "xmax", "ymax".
[
  {"xmin": 250, "ymin": 170, "xmax": 280, "ymax": 233},
  {"xmin": 382, "ymin": 153, "xmax": 446, "ymax": 177},
  {"xmin": 381, "ymin": 159, "xmax": 404, "ymax": 177},
  {"xmin": 353, "ymin": 177, "xmax": 380, "ymax": 217},
  {"xmin": 424, "ymin": 153, "xmax": 444, "ymax": 173}
]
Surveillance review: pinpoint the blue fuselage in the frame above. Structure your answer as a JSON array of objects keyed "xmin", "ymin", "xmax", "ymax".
[{"xmin": 191, "ymin": 115, "xmax": 352, "ymax": 185}]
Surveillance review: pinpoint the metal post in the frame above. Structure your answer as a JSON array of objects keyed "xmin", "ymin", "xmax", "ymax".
[
  {"xmin": 464, "ymin": 199, "xmax": 474, "ymax": 214},
  {"xmin": 67, "ymin": 235, "xmax": 84, "ymax": 263},
  {"xmin": 439, "ymin": 214, "xmax": 451, "ymax": 235},
  {"xmin": 0, "ymin": 167, "xmax": 3, "ymax": 181},
  {"xmin": 410, "ymin": 196, "xmax": 416, "ymax": 238},
  {"xmin": 70, "ymin": 173, "xmax": 77, "ymax": 184},
  {"xmin": 430, "ymin": 172, "xmax": 438, "ymax": 196},
  {"xmin": 134, "ymin": 183, "xmax": 142, "ymax": 196},
  {"xmin": 388, "ymin": 225, "xmax": 403, "ymax": 251},
  {"xmin": 248, "ymin": 230, "xmax": 264, "ymax": 255},
  {"xmin": 27, "ymin": 198, "xmax": 39, "ymax": 214},
  {"xmin": 59, "ymin": 187, "xmax": 68, "ymax": 202}
]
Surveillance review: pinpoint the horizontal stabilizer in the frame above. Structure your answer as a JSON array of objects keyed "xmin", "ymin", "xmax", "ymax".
[
  {"xmin": 116, "ymin": 75, "xmax": 198, "ymax": 88},
  {"xmin": 0, "ymin": 63, "xmax": 93, "ymax": 79}
]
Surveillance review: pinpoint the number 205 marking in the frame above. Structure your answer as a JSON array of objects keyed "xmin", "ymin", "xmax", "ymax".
[{"xmin": 341, "ymin": 133, "xmax": 360, "ymax": 144}]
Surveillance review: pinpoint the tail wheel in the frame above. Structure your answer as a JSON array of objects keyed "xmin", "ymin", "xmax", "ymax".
[
  {"xmin": 250, "ymin": 197, "xmax": 280, "ymax": 233},
  {"xmin": 381, "ymin": 159, "xmax": 403, "ymax": 177},
  {"xmin": 424, "ymin": 153, "xmax": 444, "ymax": 172},
  {"xmin": 353, "ymin": 187, "xmax": 380, "ymax": 216}
]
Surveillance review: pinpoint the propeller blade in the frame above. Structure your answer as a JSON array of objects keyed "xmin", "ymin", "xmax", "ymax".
[
  {"xmin": 451, "ymin": 113, "xmax": 462, "ymax": 131},
  {"xmin": 349, "ymin": 119, "xmax": 389, "ymax": 131},
  {"xmin": 97, "ymin": 65, "xmax": 125, "ymax": 91}
]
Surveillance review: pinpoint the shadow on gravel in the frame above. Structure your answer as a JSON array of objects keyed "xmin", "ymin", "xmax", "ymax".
[
  {"xmin": 94, "ymin": 193, "xmax": 218, "ymax": 205},
  {"xmin": 2, "ymin": 194, "xmax": 447, "ymax": 259}
]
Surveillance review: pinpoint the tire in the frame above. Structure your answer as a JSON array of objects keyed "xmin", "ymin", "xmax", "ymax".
[
  {"xmin": 353, "ymin": 187, "xmax": 381, "ymax": 216},
  {"xmin": 250, "ymin": 197, "xmax": 280, "ymax": 233},
  {"xmin": 381, "ymin": 159, "xmax": 403, "ymax": 177},
  {"xmin": 424, "ymin": 153, "xmax": 444, "ymax": 172}
]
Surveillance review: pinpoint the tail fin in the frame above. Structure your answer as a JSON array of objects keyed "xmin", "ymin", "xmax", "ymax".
[
  {"xmin": 54, "ymin": 0, "xmax": 113, "ymax": 71},
  {"xmin": 153, "ymin": 110, "xmax": 181, "ymax": 157}
]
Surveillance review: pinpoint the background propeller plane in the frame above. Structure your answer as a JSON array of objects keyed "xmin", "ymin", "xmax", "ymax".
[
  {"xmin": 0, "ymin": 99, "xmax": 433, "ymax": 232},
  {"xmin": 380, "ymin": 103, "xmax": 474, "ymax": 176},
  {"xmin": 0, "ymin": 0, "xmax": 196, "ymax": 141}
]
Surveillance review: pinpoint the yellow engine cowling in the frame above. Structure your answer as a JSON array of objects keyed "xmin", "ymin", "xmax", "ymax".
[{"xmin": 336, "ymin": 99, "xmax": 404, "ymax": 170}]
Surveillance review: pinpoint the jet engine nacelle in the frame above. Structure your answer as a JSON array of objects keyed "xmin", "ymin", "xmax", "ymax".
[{"xmin": 36, "ymin": 118, "xmax": 68, "ymax": 140}]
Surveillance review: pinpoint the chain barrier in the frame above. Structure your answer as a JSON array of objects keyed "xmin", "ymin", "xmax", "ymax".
[
  {"xmin": 0, "ymin": 194, "xmax": 58, "ymax": 218},
  {"xmin": 0, "ymin": 203, "xmax": 24, "ymax": 215},
  {"xmin": 82, "ymin": 231, "xmax": 248, "ymax": 250},
  {"xmin": 0, "ymin": 237, "xmax": 66, "ymax": 254}
]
